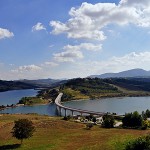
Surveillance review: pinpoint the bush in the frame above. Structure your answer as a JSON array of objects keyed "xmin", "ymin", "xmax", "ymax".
[
  {"xmin": 63, "ymin": 115, "xmax": 71, "ymax": 121},
  {"xmin": 125, "ymin": 135, "xmax": 150, "ymax": 150},
  {"xmin": 86, "ymin": 123, "xmax": 93, "ymax": 130},
  {"xmin": 102, "ymin": 114, "xmax": 114, "ymax": 128},
  {"xmin": 142, "ymin": 120, "xmax": 149, "ymax": 130},
  {"xmin": 85, "ymin": 115, "xmax": 94, "ymax": 121}
]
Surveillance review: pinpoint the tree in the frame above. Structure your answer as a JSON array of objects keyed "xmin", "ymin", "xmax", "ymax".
[
  {"xmin": 122, "ymin": 111, "xmax": 143, "ymax": 128},
  {"xmin": 12, "ymin": 119, "xmax": 35, "ymax": 144},
  {"xmin": 92, "ymin": 117, "xmax": 97, "ymax": 124},
  {"xmin": 102, "ymin": 114, "xmax": 115, "ymax": 128}
]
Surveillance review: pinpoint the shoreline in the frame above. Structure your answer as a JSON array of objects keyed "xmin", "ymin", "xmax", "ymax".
[{"xmin": 63, "ymin": 92, "xmax": 150, "ymax": 103}]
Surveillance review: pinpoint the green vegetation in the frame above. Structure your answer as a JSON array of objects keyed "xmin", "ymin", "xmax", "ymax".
[
  {"xmin": 142, "ymin": 109, "xmax": 150, "ymax": 119},
  {"xmin": 0, "ymin": 79, "xmax": 66, "ymax": 92},
  {"xmin": 37, "ymin": 88, "xmax": 59, "ymax": 102},
  {"xmin": 60, "ymin": 78, "xmax": 123, "ymax": 101},
  {"xmin": 63, "ymin": 115, "xmax": 71, "ymax": 121},
  {"xmin": 61, "ymin": 88, "xmax": 89, "ymax": 101},
  {"xmin": 0, "ymin": 114, "xmax": 149, "ymax": 150},
  {"xmin": 125, "ymin": 135, "xmax": 150, "ymax": 150},
  {"xmin": 122, "ymin": 111, "xmax": 143, "ymax": 129},
  {"xmin": 12, "ymin": 119, "xmax": 35, "ymax": 144},
  {"xmin": 57, "ymin": 77, "xmax": 150, "ymax": 101},
  {"xmin": 18, "ymin": 97, "xmax": 49, "ymax": 105},
  {"xmin": 86, "ymin": 123, "xmax": 93, "ymax": 130},
  {"xmin": 104, "ymin": 78, "xmax": 150, "ymax": 94},
  {"xmin": 0, "ymin": 80, "xmax": 37, "ymax": 92},
  {"xmin": 102, "ymin": 114, "xmax": 115, "ymax": 128}
]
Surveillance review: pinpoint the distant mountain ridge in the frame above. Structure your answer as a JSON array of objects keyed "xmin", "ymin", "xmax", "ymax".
[
  {"xmin": 90, "ymin": 69, "xmax": 150, "ymax": 78},
  {"xmin": 18, "ymin": 78, "xmax": 67, "ymax": 88},
  {"xmin": 0, "ymin": 78, "xmax": 67, "ymax": 92}
]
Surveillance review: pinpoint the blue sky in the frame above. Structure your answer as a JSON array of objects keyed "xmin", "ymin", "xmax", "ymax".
[{"xmin": 0, "ymin": 0, "xmax": 150, "ymax": 80}]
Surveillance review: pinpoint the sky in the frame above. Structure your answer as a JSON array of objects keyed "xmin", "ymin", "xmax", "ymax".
[{"xmin": 0, "ymin": 0, "xmax": 150, "ymax": 80}]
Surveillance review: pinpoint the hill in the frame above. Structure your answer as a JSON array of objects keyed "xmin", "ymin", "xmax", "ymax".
[
  {"xmin": 0, "ymin": 114, "xmax": 148, "ymax": 150},
  {"xmin": 0, "ymin": 79, "xmax": 66, "ymax": 92},
  {"xmin": 19, "ymin": 78, "xmax": 67, "ymax": 88},
  {"xmin": 90, "ymin": 69, "xmax": 150, "ymax": 78},
  {"xmin": 0, "ymin": 80, "xmax": 38, "ymax": 92},
  {"xmin": 59, "ymin": 77, "xmax": 150, "ymax": 101},
  {"xmin": 60, "ymin": 78, "xmax": 123, "ymax": 101}
]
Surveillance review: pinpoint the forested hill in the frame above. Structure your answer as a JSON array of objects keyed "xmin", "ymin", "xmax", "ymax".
[
  {"xmin": 60, "ymin": 78, "xmax": 122, "ymax": 101},
  {"xmin": 60, "ymin": 77, "xmax": 150, "ymax": 101},
  {"xmin": 0, "ymin": 79, "xmax": 66, "ymax": 92},
  {"xmin": 0, "ymin": 80, "xmax": 38, "ymax": 92}
]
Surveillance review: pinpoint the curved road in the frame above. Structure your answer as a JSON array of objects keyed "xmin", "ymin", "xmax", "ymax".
[{"xmin": 55, "ymin": 93, "xmax": 107, "ymax": 116}]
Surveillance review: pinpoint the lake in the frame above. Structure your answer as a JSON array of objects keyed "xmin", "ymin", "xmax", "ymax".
[
  {"xmin": 1, "ymin": 89, "xmax": 150, "ymax": 116},
  {"xmin": 0, "ymin": 89, "xmax": 38, "ymax": 105},
  {"xmin": 64, "ymin": 97, "xmax": 150, "ymax": 115}
]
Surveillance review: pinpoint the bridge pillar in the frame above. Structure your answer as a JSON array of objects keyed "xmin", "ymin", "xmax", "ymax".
[
  {"xmin": 59, "ymin": 107, "xmax": 62, "ymax": 116},
  {"xmin": 64, "ymin": 109, "xmax": 67, "ymax": 117},
  {"xmin": 71, "ymin": 110, "xmax": 74, "ymax": 116}
]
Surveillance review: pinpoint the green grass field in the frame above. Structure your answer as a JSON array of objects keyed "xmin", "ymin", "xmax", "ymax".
[{"xmin": 0, "ymin": 114, "xmax": 149, "ymax": 150}]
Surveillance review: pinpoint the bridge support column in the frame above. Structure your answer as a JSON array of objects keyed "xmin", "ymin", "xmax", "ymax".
[
  {"xmin": 71, "ymin": 110, "xmax": 74, "ymax": 116},
  {"xmin": 64, "ymin": 109, "xmax": 67, "ymax": 117},
  {"xmin": 59, "ymin": 107, "xmax": 62, "ymax": 116}
]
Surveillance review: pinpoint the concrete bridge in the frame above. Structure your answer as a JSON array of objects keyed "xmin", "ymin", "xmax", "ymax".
[{"xmin": 55, "ymin": 93, "xmax": 108, "ymax": 117}]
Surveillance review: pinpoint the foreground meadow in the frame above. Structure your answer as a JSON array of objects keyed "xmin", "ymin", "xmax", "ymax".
[{"xmin": 0, "ymin": 114, "xmax": 149, "ymax": 150}]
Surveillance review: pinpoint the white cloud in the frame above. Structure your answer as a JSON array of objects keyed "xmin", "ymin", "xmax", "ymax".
[
  {"xmin": 53, "ymin": 50, "xmax": 83, "ymax": 62},
  {"xmin": 76, "ymin": 51, "xmax": 150, "ymax": 76},
  {"xmin": 50, "ymin": 1, "xmax": 150, "ymax": 41},
  {"xmin": 44, "ymin": 61, "xmax": 58, "ymax": 67},
  {"xmin": 32, "ymin": 22, "xmax": 46, "ymax": 31},
  {"xmin": 12, "ymin": 65, "xmax": 42, "ymax": 73},
  {"xmin": 53, "ymin": 43, "xmax": 102, "ymax": 62},
  {"xmin": 119, "ymin": 0, "xmax": 150, "ymax": 8},
  {"xmin": 63, "ymin": 43, "xmax": 102, "ymax": 52},
  {"xmin": 0, "ymin": 28, "xmax": 14, "ymax": 39},
  {"xmin": 49, "ymin": 45, "xmax": 54, "ymax": 48}
]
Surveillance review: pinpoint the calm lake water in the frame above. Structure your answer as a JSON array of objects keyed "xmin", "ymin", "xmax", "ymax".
[
  {"xmin": 64, "ymin": 97, "xmax": 150, "ymax": 115},
  {"xmin": 1, "ymin": 89, "xmax": 150, "ymax": 116},
  {"xmin": 0, "ymin": 89, "xmax": 38, "ymax": 105}
]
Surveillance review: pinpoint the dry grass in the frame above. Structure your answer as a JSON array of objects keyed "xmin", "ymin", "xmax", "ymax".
[{"xmin": 0, "ymin": 114, "xmax": 149, "ymax": 150}]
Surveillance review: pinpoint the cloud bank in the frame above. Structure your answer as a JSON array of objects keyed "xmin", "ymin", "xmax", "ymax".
[{"xmin": 50, "ymin": 0, "xmax": 150, "ymax": 41}]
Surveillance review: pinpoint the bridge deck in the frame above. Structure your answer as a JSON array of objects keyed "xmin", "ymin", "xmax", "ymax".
[{"xmin": 55, "ymin": 93, "xmax": 107, "ymax": 116}]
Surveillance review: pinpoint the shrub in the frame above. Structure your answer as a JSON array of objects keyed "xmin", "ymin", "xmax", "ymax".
[
  {"xmin": 142, "ymin": 120, "xmax": 149, "ymax": 130},
  {"xmin": 86, "ymin": 123, "xmax": 93, "ymax": 130},
  {"xmin": 125, "ymin": 135, "xmax": 150, "ymax": 150},
  {"xmin": 63, "ymin": 115, "xmax": 71, "ymax": 121}
]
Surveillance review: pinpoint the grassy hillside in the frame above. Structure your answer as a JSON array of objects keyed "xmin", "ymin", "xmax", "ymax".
[
  {"xmin": 0, "ymin": 114, "xmax": 149, "ymax": 150},
  {"xmin": 59, "ymin": 78, "xmax": 150, "ymax": 101},
  {"xmin": 60, "ymin": 78, "xmax": 124, "ymax": 101},
  {"xmin": 104, "ymin": 78, "xmax": 150, "ymax": 91},
  {"xmin": 18, "ymin": 97, "xmax": 50, "ymax": 105}
]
